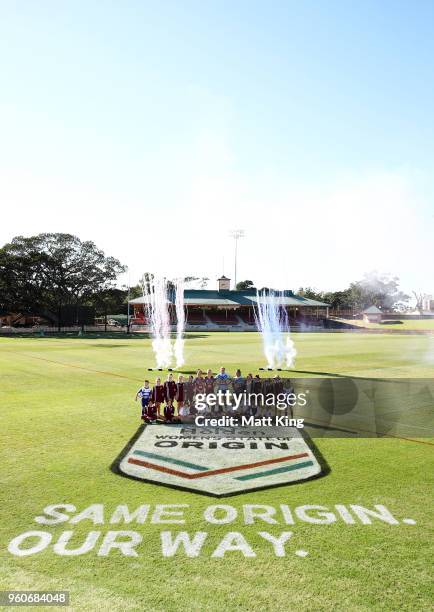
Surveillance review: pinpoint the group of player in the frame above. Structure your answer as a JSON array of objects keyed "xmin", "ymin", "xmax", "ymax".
[{"xmin": 135, "ymin": 367, "xmax": 291, "ymax": 424}]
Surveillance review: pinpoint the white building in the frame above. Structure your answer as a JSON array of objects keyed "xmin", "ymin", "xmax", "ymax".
[
  {"xmin": 363, "ymin": 305, "xmax": 382, "ymax": 324},
  {"xmin": 422, "ymin": 295, "xmax": 434, "ymax": 313}
]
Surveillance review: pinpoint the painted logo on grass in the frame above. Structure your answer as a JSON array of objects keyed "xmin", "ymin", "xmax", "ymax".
[{"xmin": 116, "ymin": 424, "xmax": 324, "ymax": 496}]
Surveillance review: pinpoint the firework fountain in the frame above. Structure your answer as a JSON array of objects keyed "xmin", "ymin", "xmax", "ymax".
[
  {"xmin": 141, "ymin": 275, "xmax": 186, "ymax": 369},
  {"xmin": 173, "ymin": 277, "xmax": 185, "ymax": 368},
  {"xmin": 254, "ymin": 289, "xmax": 297, "ymax": 369},
  {"xmin": 142, "ymin": 276, "xmax": 173, "ymax": 369}
]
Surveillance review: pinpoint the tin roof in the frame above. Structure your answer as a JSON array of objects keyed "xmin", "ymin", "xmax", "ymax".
[
  {"xmin": 129, "ymin": 289, "xmax": 329, "ymax": 308},
  {"xmin": 363, "ymin": 305, "xmax": 382, "ymax": 314}
]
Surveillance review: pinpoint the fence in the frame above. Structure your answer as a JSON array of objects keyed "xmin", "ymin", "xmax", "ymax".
[{"xmin": 0, "ymin": 325, "xmax": 125, "ymax": 335}]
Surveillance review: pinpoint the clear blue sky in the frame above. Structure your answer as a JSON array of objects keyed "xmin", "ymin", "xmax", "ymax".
[{"xmin": 1, "ymin": 1, "xmax": 433, "ymax": 294}]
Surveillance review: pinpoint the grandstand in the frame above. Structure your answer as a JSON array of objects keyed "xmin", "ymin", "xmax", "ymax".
[{"xmin": 129, "ymin": 276, "xmax": 329, "ymax": 331}]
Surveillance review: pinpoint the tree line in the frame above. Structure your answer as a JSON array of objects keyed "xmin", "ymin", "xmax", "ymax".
[
  {"xmin": 0, "ymin": 234, "xmax": 127, "ymax": 324},
  {"xmin": 0, "ymin": 233, "xmax": 414, "ymax": 326},
  {"xmin": 236, "ymin": 274, "xmax": 410, "ymax": 312},
  {"xmin": 0, "ymin": 233, "xmax": 208, "ymax": 325}
]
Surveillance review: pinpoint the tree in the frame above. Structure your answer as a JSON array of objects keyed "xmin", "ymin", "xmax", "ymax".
[
  {"xmin": 0, "ymin": 233, "xmax": 126, "ymax": 322},
  {"xmin": 322, "ymin": 289, "xmax": 353, "ymax": 309},
  {"xmin": 136, "ymin": 274, "xmax": 209, "ymax": 295},
  {"xmin": 236, "ymin": 280, "xmax": 255, "ymax": 290},
  {"xmin": 92, "ymin": 287, "xmax": 129, "ymax": 317},
  {"xmin": 183, "ymin": 276, "xmax": 209, "ymax": 289},
  {"xmin": 412, "ymin": 291, "xmax": 424, "ymax": 314},
  {"xmin": 129, "ymin": 283, "xmax": 144, "ymax": 300},
  {"xmin": 296, "ymin": 273, "xmax": 410, "ymax": 312},
  {"xmin": 297, "ymin": 287, "xmax": 324, "ymax": 301},
  {"xmin": 350, "ymin": 272, "xmax": 409, "ymax": 310}
]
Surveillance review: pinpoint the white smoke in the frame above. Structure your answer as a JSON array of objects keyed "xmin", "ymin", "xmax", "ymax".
[
  {"xmin": 141, "ymin": 276, "xmax": 173, "ymax": 368},
  {"xmin": 254, "ymin": 289, "xmax": 297, "ymax": 369},
  {"xmin": 141, "ymin": 275, "xmax": 186, "ymax": 369},
  {"xmin": 174, "ymin": 277, "xmax": 185, "ymax": 368}
]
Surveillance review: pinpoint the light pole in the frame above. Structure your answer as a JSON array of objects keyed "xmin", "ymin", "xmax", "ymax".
[
  {"xmin": 126, "ymin": 267, "xmax": 131, "ymax": 334},
  {"xmin": 229, "ymin": 229, "xmax": 245, "ymax": 289}
]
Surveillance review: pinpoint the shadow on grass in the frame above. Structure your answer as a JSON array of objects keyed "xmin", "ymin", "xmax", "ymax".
[
  {"xmin": 290, "ymin": 368, "xmax": 405, "ymax": 383},
  {"xmin": 380, "ymin": 320, "xmax": 403, "ymax": 325},
  {"xmin": 0, "ymin": 332, "xmax": 210, "ymax": 341}
]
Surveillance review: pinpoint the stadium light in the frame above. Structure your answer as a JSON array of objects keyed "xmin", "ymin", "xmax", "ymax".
[{"xmin": 229, "ymin": 229, "xmax": 245, "ymax": 289}]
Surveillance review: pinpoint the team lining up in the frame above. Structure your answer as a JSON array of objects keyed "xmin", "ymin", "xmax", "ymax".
[{"xmin": 135, "ymin": 367, "xmax": 295, "ymax": 424}]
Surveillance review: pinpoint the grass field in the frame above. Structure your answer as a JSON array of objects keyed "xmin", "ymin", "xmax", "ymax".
[
  {"xmin": 338, "ymin": 317, "xmax": 434, "ymax": 331},
  {"xmin": 0, "ymin": 332, "xmax": 433, "ymax": 611}
]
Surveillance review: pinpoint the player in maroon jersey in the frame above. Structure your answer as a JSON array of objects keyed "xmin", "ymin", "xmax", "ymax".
[
  {"xmin": 163, "ymin": 402, "xmax": 175, "ymax": 422},
  {"xmin": 185, "ymin": 374, "xmax": 195, "ymax": 408},
  {"xmin": 192, "ymin": 369, "xmax": 206, "ymax": 414},
  {"xmin": 204, "ymin": 368, "xmax": 215, "ymax": 413},
  {"xmin": 164, "ymin": 373, "xmax": 177, "ymax": 407},
  {"xmin": 151, "ymin": 377, "xmax": 165, "ymax": 417},
  {"xmin": 142, "ymin": 401, "xmax": 158, "ymax": 423},
  {"xmin": 194, "ymin": 369, "xmax": 206, "ymax": 395},
  {"xmin": 175, "ymin": 374, "xmax": 185, "ymax": 415}
]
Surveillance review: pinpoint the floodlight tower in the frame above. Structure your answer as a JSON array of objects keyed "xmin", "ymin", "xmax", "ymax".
[{"xmin": 229, "ymin": 229, "xmax": 245, "ymax": 289}]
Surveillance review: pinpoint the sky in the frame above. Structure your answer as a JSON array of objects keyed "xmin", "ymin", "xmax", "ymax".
[{"xmin": 1, "ymin": 0, "xmax": 433, "ymax": 295}]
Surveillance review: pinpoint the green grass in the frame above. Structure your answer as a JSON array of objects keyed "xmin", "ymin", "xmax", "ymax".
[
  {"xmin": 338, "ymin": 317, "xmax": 434, "ymax": 330},
  {"xmin": 0, "ymin": 332, "xmax": 433, "ymax": 611}
]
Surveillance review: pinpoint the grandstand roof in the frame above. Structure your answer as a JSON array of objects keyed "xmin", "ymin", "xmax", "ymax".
[{"xmin": 129, "ymin": 289, "xmax": 329, "ymax": 308}]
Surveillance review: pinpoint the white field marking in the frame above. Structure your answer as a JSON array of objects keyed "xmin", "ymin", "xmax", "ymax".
[
  {"xmin": 53, "ymin": 531, "xmax": 101, "ymax": 556},
  {"xmin": 211, "ymin": 532, "xmax": 256, "ymax": 558},
  {"xmin": 97, "ymin": 531, "xmax": 142, "ymax": 557},
  {"xmin": 8, "ymin": 531, "xmax": 52, "ymax": 557},
  {"xmin": 204, "ymin": 505, "xmax": 238, "ymax": 524},
  {"xmin": 151, "ymin": 504, "xmax": 188, "ymax": 524},
  {"xmin": 161, "ymin": 531, "xmax": 208, "ymax": 557}
]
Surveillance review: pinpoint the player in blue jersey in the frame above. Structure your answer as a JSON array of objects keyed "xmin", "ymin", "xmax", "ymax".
[
  {"xmin": 135, "ymin": 380, "xmax": 153, "ymax": 422},
  {"xmin": 214, "ymin": 366, "xmax": 231, "ymax": 413},
  {"xmin": 214, "ymin": 366, "xmax": 231, "ymax": 389}
]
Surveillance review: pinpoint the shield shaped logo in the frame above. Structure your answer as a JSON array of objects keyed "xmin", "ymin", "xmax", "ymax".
[{"xmin": 115, "ymin": 424, "xmax": 324, "ymax": 496}]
